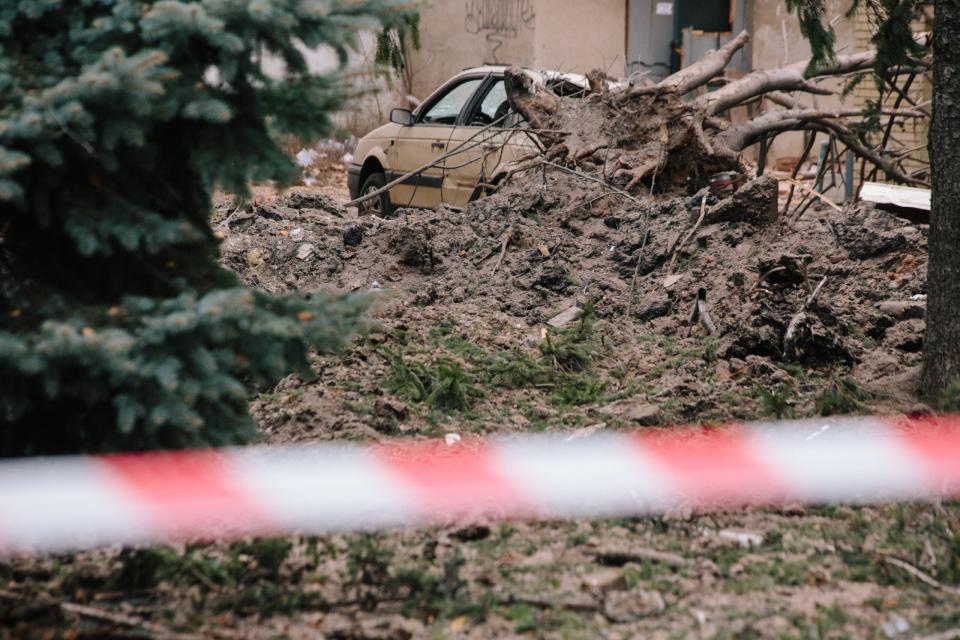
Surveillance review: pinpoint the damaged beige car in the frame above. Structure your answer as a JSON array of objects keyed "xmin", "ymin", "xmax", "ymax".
[{"xmin": 347, "ymin": 66, "xmax": 592, "ymax": 215}]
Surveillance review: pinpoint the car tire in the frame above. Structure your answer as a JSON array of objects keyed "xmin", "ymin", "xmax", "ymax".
[{"xmin": 358, "ymin": 172, "xmax": 393, "ymax": 217}]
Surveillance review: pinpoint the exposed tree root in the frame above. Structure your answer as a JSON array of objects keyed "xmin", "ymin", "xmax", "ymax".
[{"xmin": 503, "ymin": 30, "xmax": 929, "ymax": 193}]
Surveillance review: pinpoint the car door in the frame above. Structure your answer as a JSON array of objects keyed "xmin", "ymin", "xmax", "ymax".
[
  {"xmin": 444, "ymin": 76, "xmax": 540, "ymax": 207},
  {"xmin": 387, "ymin": 76, "xmax": 485, "ymax": 209}
]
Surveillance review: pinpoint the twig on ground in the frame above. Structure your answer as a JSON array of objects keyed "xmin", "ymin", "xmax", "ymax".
[
  {"xmin": 783, "ymin": 275, "xmax": 828, "ymax": 361},
  {"xmin": 498, "ymin": 594, "xmax": 600, "ymax": 614},
  {"xmin": 746, "ymin": 266, "xmax": 788, "ymax": 296},
  {"xmin": 540, "ymin": 159, "xmax": 643, "ymax": 205},
  {"xmin": 187, "ymin": 564, "xmax": 220, "ymax": 591},
  {"xmin": 881, "ymin": 554, "xmax": 960, "ymax": 597},
  {"xmin": 555, "ymin": 192, "xmax": 616, "ymax": 218},
  {"xmin": 782, "ymin": 177, "xmax": 842, "ymax": 212},
  {"xmin": 624, "ymin": 162, "xmax": 660, "ymax": 318},
  {"xmin": 492, "ymin": 225, "xmax": 513, "ymax": 275},
  {"xmin": 918, "ymin": 628, "xmax": 960, "ymax": 640},
  {"xmin": 60, "ymin": 602, "xmax": 204, "ymax": 638},
  {"xmin": 0, "ymin": 590, "xmax": 204, "ymax": 640},
  {"xmin": 667, "ymin": 194, "xmax": 707, "ymax": 274},
  {"xmin": 595, "ymin": 547, "xmax": 690, "ymax": 568},
  {"xmin": 934, "ymin": 498, "xmax": 957, "ymax": 539},
  {"xmin": 626, "ymin": 228, "xmax": 650, "ymax": 318}
]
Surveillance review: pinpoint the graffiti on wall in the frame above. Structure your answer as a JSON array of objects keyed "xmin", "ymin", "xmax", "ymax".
[{"xmin": 464, "ymin": 0, "xmax": 535, "ymax": 63}]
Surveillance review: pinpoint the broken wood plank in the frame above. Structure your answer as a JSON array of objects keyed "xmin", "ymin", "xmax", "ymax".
[{"xmin": 860, "ymin": 181, "xmax": 931, "ymax": 211}]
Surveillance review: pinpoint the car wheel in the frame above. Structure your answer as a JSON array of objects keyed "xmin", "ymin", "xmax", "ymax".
[{"xmin": 358, "ymin": 172, "xmax": 393, "ymax": 217}]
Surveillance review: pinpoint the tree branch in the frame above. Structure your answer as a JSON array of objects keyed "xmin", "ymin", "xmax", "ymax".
[
  {"xmin": 723, "ymin": 106, "xmax": 924, "ymax": 150},
  {"xmin": 654, "ymin": 30, "xmax": 751, "ymax": 96},
  {"xmin": 697, "ymin": 50, "xmax": 876, "ymax": 116}
]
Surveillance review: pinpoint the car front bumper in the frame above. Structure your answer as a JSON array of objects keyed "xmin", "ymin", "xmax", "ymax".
[{"xmin": 347, "ymin": 164, "xmax": 362, "ymax": 200}]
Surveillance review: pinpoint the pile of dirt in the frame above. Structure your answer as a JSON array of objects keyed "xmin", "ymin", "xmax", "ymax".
[
  {"xmin": 0, "ymin": 178, "xmax": 941, "ymax": 640},
  {"xmin": 214, "ymin": 169, "xmax": 928, "ymax": 443}
]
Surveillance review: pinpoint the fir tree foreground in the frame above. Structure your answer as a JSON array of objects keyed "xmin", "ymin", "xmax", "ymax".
[{"xmin": 0, "ymin": 0, "xmax": 405, "ymax": 456}]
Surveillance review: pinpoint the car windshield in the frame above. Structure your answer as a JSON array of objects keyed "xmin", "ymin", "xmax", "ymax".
[{"xmin": 420, "ymin": 78, "xmax": 483, "ymax": 125}]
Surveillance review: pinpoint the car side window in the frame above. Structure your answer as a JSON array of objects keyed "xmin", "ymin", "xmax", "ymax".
[
  {"xmin": 469, "ymin": 79, "xmax": 510, "ymax": 126},
  {"xmin": 419, "ymin": 78, "xmax": 483, "ymax": 125}
]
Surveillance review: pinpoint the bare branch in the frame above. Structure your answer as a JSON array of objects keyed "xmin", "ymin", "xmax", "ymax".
[
  {"xmin": 697, "ymin": 50, "xmax": 876, "ymax": 116},
  {"xmin": 723, "ymin": 106, "xmax": 924, "ymax": 150},
  {"xmin": 654, "ymin": 30, "xmax": 751, "ymax": 96}
]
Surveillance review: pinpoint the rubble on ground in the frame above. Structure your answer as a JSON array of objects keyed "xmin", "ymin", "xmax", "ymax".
[{"xmin": 215, "ymin": 167, "xmax": 927, "ymax": 442}]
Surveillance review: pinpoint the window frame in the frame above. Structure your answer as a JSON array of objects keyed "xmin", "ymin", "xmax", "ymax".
[{"xmin": 459, "ymin": 75, "xmax": 514, "ymax": 128}]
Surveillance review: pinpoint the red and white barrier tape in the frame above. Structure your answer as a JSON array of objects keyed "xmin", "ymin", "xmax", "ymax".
[{"xmin": 2, "ymin": 415, "xmax": 959, "ymax": 554}]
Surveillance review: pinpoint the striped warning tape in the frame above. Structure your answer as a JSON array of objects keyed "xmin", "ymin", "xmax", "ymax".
[{"xmin": 1, "ymin": 415, "xmax": 959, "ymax": 554}]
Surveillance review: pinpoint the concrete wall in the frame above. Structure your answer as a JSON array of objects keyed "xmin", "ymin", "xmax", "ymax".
[
  {"xmin": 408, "ymin": 0, "xmax": 626, "ymax": 99},
  {"xmin": 532, "ymin": 0, "xmax": 626, "ymax": 74}
]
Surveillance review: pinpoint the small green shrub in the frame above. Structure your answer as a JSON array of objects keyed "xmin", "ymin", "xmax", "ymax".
[
  {"xmin": 381, "ymin": 347, "xmax": 431, "ymax": 403},
  {"xmin": 231, "ymin": 539, "xmax": 293, "ymax": 581},
  {"xmin": 815, "ymin": 377, "xmax": 866, "ymax": 416},
  {"xmin": 550, "ymin": 373, "xmax": 607, "ymax": 407},
  {"xmin": 381, "ymin": 349, "xmax": 481, "ymax": 412},
  {"xmin": 757, "ymin": 384, "xmax": 796, "ymax": 419},
  {"xmin": 426, "ymin": 359, "xmax": 482, "ymax": 412},
  {"xmin": 539, "ymin": 302, "xmax": 596, "ymax": 373},
  {"xmin": 109, "ymin": 548, "xmax": 179, "ymax": 590},
  {"xmin": 346, "ymin": 534, "xmax": 394, "ymax": 610},
  {"xmin": 484, "ymin": 351, "xmax": 550, "ymax": 388}
]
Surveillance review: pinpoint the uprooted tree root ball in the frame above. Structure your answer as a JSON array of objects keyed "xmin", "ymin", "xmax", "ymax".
[{"xmin": 501, "ymin": 31, "xmax": 927, "ymax": 193}]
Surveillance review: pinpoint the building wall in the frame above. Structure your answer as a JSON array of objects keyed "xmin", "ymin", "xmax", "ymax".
[
  {"xmin": 532, "ymin": 0, "xmax": 626, "ymax": 75},
  {"xmin": 849, "ymin": 5, "xmax": 931, "ymax": 181},
  {"xmin": 407, "ymin": 0, "xmax": 625, "ymax": 99},
  {"xmin": 748, "ymin": 1, "xmax": 931, "ymax": 178}
]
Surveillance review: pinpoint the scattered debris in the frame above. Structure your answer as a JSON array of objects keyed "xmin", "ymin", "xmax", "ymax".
[
  {"xmin": 343, "ymin": 224, "xmax": 364, "ymax": 247},
  {"xmin": 547, "ymin": 306, "xmax": 582, "ymax": 328},
  {"xmin": 861, "ymin": 181, "xmax": 931, "ymax": 212},
  {"xmin": 877, "ymin": 299, "xmax": 926, "ymax": 319},
  {"xmin": 603, "ymin": 589, "xmax": 666, "ymax": 622},
  {"xmin": 444, "ymin": 433, "xmax": 461, "ymax": 446},
  {"xmin": 662, "ymin": 274, "xmax": 683, "ymax": 288},
  {"xmin": 713, "ymin": 529, "xmax": 764, "ymax": 548},
  {"xmin": 689, "ymin": 288, "xmax": 718, "ymax": 336},
  {"xmin": 783, "ymin": 275, "xmax": 828, "ymax": 362},
  {"xmin": 595, "ymin": 547, "xmax": 690, "ymax": 568},
  {"xmin": 296, "ymin": 243, "xmax": 315, "ymax": 260}
]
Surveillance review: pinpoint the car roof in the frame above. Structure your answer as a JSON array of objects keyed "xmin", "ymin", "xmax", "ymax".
[{"xmin": 453, "ymin": 65, "xmax": 593, "ymax": 90}]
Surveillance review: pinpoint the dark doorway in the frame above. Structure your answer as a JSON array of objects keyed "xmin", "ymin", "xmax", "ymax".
[{"xmin": 676, "ymin": 0, "xmax": 732, "ymax": 33}]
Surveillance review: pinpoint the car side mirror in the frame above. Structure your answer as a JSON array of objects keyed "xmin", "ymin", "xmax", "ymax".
[{"xmin": 390, "ymin": 108, "xmax": 415, "ymax": 126}]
